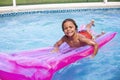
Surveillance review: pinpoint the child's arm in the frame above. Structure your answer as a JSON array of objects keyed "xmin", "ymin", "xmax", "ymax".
[
  {"xmin": 80, "ymin": 35, "xmax": 98, "ymax": 58},
  {"xmin": 90, "ymin": 41, "xmax": 98, "ymax": 58},
  {"xmin": 51, "ymin": 36, "xmax": 65, "ymax": 53},
  {"xmin": 85, "ymin": 40, "xmax": 98, "ymax": 58}
]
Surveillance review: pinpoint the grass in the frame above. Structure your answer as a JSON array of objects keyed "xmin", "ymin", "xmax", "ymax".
[
  {"xmin": 16, "ymin": 0, "xmax": 102, "ymax": 5},
  {"xmin": 0, "ymin": 0, "xmax": 119, "ymax": 6},
  {"xmin": 0, "ymin": 0, "xmax": 12, "ymax": 6}
]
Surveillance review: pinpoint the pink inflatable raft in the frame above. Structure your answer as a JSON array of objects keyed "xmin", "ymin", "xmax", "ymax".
[{"xmin": 0, "ymin": 32, "xmax": 116, "ymax": 80}]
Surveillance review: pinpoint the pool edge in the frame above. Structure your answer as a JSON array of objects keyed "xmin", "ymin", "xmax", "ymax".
[{"xmin": 0, "ymin": 2, "xmax": 120, "ymax": 13}]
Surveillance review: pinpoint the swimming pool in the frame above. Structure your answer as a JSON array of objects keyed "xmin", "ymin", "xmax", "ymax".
[{"xmin": 0, "ymin": 8, "xmax": 120, "ymax": 80}]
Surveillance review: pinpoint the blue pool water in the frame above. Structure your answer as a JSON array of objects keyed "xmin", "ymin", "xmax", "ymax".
[{"xmin": 0, "ymin": 8, "xmax": 120, "ymax": 80}]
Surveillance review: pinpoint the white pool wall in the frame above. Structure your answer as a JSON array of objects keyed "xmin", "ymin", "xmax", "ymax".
[{"xmin": 0, "ymin": 2, "xmax": 120, "ymax": 13}]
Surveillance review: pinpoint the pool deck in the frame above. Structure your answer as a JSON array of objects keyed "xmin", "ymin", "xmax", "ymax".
[{"xmin": 0, "ymin": 2, "xmax": 120, "ymax": 13}]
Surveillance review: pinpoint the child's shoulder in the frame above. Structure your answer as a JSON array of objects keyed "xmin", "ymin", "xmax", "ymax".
[{"xmin": 62, "ymin": 35, "xmax": 68, "ymax": 40}]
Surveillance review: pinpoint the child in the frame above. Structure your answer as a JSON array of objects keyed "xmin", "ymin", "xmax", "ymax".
[{"xmin": 52, "ymin": 18, "xmax": 99, "ymax": 58}]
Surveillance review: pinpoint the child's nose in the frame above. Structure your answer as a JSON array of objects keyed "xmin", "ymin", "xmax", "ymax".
[{"xmin": 67, "ymin": 28, "xmax": 70, "ymax": 30}]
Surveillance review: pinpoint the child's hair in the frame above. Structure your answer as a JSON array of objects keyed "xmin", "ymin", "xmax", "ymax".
[{"xmin": 62, "ymin": 18, "xmax": 78, "ymax": 31}]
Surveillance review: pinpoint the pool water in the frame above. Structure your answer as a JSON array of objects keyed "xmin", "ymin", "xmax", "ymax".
[{"xmin": 0, "ymin": 8, "xmax": 120, "ymax": 80}]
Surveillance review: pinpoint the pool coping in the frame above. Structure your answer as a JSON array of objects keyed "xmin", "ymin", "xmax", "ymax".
[{"xmin": 0, "ymin": 2, "xmax": 120, "ymax": 13}]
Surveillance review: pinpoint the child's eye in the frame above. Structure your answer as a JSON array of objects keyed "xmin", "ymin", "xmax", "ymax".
[
  {"xmin": 69, "ymin": 26, "xmax": 73, "ymax": 28},
  {"xmin": 64, "ymin": 27, "xmax": 68, "ymax": 30}
]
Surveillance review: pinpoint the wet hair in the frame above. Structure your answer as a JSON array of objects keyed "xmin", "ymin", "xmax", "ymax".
[{"xmin": 62, "ymin": 18, "xmax": 78, "ymax": 31}]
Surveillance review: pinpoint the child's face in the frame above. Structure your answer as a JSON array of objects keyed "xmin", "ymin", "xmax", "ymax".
[{"xmin": 63, "ymin": 21, "xmax": 77, "ymax": 37}]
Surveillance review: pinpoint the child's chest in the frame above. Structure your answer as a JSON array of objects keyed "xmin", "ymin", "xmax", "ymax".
[{"xmin": 66, "ymin": 38, "xmax": 83, "ymax": 47}]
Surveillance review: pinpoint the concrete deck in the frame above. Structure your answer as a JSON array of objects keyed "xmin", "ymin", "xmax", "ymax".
[{"xmin": 0, "ymin": 2, "xmax": 120, "ymax": 13}]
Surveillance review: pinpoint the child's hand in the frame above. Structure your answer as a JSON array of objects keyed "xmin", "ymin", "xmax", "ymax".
[
  {"xmin": 51, "ymin": 47, "xmax": 59, "ymax": 53},
  {"xmin": 90, "ymin": 54, "xmax": 96, "ymax": 58},
  {"xmin": 51, "ymin": 49, "xmax": 58, "ymax": 53}
]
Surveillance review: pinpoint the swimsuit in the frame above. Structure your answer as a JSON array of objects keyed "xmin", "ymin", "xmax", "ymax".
[
  {"xmin": 79, "ymin": 30, "xmax": 92, "ymax": 39},
  {"xmin": 79, "ymin": 25, "xmax": 93, "ymax": 39}
]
